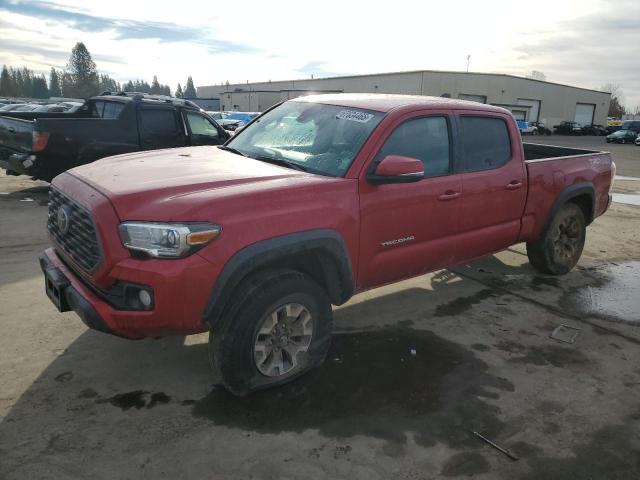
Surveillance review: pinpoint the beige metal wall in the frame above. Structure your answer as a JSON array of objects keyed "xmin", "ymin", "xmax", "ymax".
[{"xmin": 199, "ymin": 71, "xmax": 611, "ymax": 126}]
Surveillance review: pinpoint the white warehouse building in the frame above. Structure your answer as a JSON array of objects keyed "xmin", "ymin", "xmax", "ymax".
[{"xmin": 198, "ymin": 69, "xmax": 611, "ymax": 127}]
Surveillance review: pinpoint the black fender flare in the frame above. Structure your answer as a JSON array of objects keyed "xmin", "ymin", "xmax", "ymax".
[
  {"xmin": 202, "ymin": 229, "xmax": 354, "ymax": 329},
  {"xmin": 541, "ymin": 182, "xmax": 595, "ymax": 236}
]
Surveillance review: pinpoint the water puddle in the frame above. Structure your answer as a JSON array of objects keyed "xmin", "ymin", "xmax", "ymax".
[
  {"xmin": 564, "ymin": 262, "xmax": 640, "ymax": 323},
  {"xmin": 612, "ymin": 193, "xmax": 640, "ymax": 206},
  {"xmin": 191, "ymin": 328, "xmax": 514, "ymax": 450}
]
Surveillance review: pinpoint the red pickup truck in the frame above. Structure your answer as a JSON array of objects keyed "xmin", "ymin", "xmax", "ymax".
[{"xmin": 40, "ymin": 94, "xmax": 615, "ymax": 395}]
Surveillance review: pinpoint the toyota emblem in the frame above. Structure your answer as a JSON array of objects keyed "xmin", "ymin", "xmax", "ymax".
[{"xmin": 56, "ymin": 206, "xmax": 71, "ymax": 235}]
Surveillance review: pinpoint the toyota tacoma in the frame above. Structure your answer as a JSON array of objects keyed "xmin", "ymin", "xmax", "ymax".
[{"xmin": 39, "ymin": 94, "xmax": 615, "ymax": 395}]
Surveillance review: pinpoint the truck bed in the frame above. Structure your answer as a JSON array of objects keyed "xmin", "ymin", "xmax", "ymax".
[
  {"xmin": 523, "ymin": 142, "xmax": 603, "ymax": 161},
  {"xmin": 519, "ymin": 143, "xmax": 613, "ymax": 243}
]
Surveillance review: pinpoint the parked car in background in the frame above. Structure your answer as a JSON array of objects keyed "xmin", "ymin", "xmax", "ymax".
[
  {"xmin": 205, "ymin": 111, "xmax": 242, "ymax": 131},
  {"xmin": 554, "ymin": 121, "xmax": 582, "ymax": 135},
  {"xmin": 206, "ymin": 111, "xmax": 224, "ymax": 121},
  {"xmin": 0, "ymin": 92, "xmax": 230, "ymax": 181},
  {"xmin": 39, "ymin": 94, "xmax": 614, "ymax": 396},
  {"xmin": 225, "ymin": 111, "xmax": 260, "ymax": 127},
  {"xmin": 621, "ymin": 120, "xmax": 640, "ymax": 134},
  {"xmin": 516, "ymin": 120, "xmax": 537, "ymax": 135},
  {"xmin": 530, "ymin": 121, "xmax": 552, "ymax": 135},
  {"xmin": 607, "ymin": 118, "xmax": 624, "ymax": 133},
  {"xmin": 581, "ymin": 124, "xmax": 608, "ymax": 136},
  {"xmin": 0, "ymin": 103, "xmax": 26, "ymax": 112},
  {"xmin": 60, "ymin": 101, "xmax": 85, "ymax": 112},
  {"xmin": 32, "ymin": 104, "xmax": 67, "ymax": 113},
  {"xmin": 12, "ymin": 104, "xmax": 41, "ymax": 112},
  {"xmin": 606, "ymin": 129, "xmax": 638, "ymax": 144},
  {"xmin": 636, "ymin": 135, "xmax": 640, "ymax": 146}
]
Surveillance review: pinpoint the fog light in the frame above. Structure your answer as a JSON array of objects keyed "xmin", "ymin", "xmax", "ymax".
[{"xmin": 139, "ymin": 289, "xmax": 152, "ymax": 308}]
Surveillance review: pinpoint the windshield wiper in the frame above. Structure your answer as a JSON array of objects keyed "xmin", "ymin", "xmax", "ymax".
[
  {"xmin": 218, "ymin": 145, "xmax": 248, "ymax": 157},
  {"xmin": 251, "ymin": 155, "xmax": 310, "ymax": 173}
]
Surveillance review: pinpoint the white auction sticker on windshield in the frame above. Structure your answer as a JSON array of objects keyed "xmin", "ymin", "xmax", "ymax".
[{"xmin": 336, "ymin": 110, "xmax": 374, "ymax": 123}]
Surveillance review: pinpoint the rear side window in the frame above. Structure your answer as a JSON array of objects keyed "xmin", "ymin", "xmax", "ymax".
[
  {"xmin": 460, "ymin": 116, "xmax": 512, "ymax": 172},
  {"xmin": 102, "ymin": 102, "xmax": 124, "ymax": 119},
  {"xmin": 375, "ymin": 116, "xmax": 450, "ymax": 178},
  {"xmin": 140, "ymin": 109, "xmax": 179, "ymax": 135},
  {"xmin": 90, "ymin": 101, "xmax": 124, "ymax": 119}
]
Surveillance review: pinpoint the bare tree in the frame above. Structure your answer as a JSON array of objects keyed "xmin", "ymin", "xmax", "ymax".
[
  {"xmin": 600, "ymin": 83, "xmax": 626, "ymax": 118},
  {"xmin": 526, "ymin": 70, "xmax": 547, "ymax": 81}
]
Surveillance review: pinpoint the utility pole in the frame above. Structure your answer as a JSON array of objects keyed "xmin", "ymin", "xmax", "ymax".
[{"xmin": 466, "ymin": 55, "xmax": 471, "ymax": 72}]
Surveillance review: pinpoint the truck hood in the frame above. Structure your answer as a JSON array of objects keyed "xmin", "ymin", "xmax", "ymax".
[{"xmin": 68, "ymin": 146, "xmax": 323, "ymax": 220}]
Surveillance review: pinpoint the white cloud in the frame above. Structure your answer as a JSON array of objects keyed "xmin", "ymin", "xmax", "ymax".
[{"xmin": 1, "ymin": 0, "xmax": 638, "ymax": 108}]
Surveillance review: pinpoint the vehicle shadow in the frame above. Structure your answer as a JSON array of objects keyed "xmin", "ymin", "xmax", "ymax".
[{"xmin": 0, "ymin": 256, "xmax": 530, "ymax": 479}]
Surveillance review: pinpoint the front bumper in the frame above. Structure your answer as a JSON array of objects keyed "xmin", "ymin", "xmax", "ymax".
[{"xmin": 39, "ymin": 247, "xmax": 216, "ymax": 338}]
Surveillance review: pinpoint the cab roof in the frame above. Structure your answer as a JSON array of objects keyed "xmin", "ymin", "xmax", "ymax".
[{"xmin": 294, "ymin": 93, "xmax": 509, "ymax": 114}]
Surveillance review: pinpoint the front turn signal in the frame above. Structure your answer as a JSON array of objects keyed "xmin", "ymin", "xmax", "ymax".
[{"xmin": 187, "ymin": 227, "xmax": 222, "ymax": 246}]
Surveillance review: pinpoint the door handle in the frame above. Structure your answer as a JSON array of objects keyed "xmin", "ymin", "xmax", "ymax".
[
  {"xmin": 438, "ymin": 191, "xmax": 461, "ymax": 201},
  {"xmin": 506, "ymin": 181, "xmax": 523, "ymax": 190}
]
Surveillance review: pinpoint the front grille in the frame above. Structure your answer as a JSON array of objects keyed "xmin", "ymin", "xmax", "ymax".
[{"xmin": 48, "ymin": 188, "xmax": 101, "ymax": 272}]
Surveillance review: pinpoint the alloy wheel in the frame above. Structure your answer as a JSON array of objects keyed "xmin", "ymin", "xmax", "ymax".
[{"xmin": 254, "ymin": 303, "xmax": 314, "ymax": 377}]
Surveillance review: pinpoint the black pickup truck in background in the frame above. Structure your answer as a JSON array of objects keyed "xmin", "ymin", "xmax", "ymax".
[{"xmin": 0, "ymin": 93, "xmax": 230, "ymax": 181}]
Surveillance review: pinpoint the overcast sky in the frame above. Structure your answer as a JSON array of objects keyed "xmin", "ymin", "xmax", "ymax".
[{"xmin": 1, "ymin": 0, "xmax": 638, "ymax": 109}]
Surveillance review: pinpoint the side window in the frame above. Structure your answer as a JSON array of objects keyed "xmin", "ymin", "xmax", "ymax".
[
  {"xmin": 140, "ymin": 109, "xmax": 180, "ymax": 136},
  {"xmin": 460, "ymin": 116, "xmax": 512, "ymax": 172},
  {"xmin": 102, "ymin": 102, "xmax": 124, "ymax": 119},
  {"xmin": 375, "ymin": 116, "xmax": 450, "ymax": 178},
  {"xmin": 185, "ymin": 112, "xmax": 219, "ymax": 138}
]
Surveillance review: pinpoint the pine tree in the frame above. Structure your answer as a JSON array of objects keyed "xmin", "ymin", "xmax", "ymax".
[
  {"xmin": 13, "ymin": 68, "xmax": 24, "ymax": 97},
  {"xmin": 123, "ymin": 80, "xmax": 134, "ymax": 92},
  {"xmin": 33, "ymin": 75, "xmax": 49, "ymax": 98},
  {"xmin": 49, "ymin": 68, "xmax": 61, "ymax": 97},
  {"xmin": 60, "ymin": 72, "xmax": 73, "ymax": 97},
  {"xmin": 150, "ymin": 75, "xmax": 161, "ymax": 94},
  {"xmin": 0, "ymin": 65, "xmax": 15, "ymax": 97},
  {"xmin": 175, "ymin": 83, "xmax": 183, "ymax": 98},
  {"xmin": 66, "ymin": 42, "xmax": 98, "ymax": 98},
  {"xmin": 98, "ymin": 74, "xmax": 119, "ymax": 93},
  {"xmin": 184, "ymin": 76, "xmax": 196, "ymax": 98},
  {"xmin": 21, "ymin": 67, "xmax": 34, "ymax": 98}
]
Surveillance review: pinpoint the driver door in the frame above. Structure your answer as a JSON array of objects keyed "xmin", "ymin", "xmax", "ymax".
[{"xmin": 357, "ymin": 111, "xmax": 463, "ymax": 289}]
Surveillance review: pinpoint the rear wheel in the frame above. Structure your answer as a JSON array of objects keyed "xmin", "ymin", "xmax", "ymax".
[
  {"xmin": 527, "ymin": 203, "xmax": 586, "ymax": 275},
  {"xmin": 209, "ymin": 269, "xmax": 333, "ymax": 396}
]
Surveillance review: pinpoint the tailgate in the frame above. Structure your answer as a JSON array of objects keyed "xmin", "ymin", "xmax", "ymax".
[{"xmin": 0, "ymin": 116, "xmax": 34, "ymax": 155}]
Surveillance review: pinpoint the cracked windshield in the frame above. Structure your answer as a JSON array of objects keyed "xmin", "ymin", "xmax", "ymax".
[{"xmin": 227, "ymin": 101, "xmax": 384, "ymax": 176}]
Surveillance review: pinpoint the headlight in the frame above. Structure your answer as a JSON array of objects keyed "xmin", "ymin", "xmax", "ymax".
[{"xmin": 118, "ymin": 222, "xmax": 221, "ymax": 258}]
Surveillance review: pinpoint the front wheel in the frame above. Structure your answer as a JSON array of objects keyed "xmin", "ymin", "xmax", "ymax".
[
  {"xmin": 527, "ymin": 203, "xmax": 586, "ymax": 275},
  {"xmin": 210, "ymin": 269, "xmax": 333, "ymax": 396}
]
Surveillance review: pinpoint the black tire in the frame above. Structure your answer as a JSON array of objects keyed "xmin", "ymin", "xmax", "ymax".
[
  {"xmin": 209, "ymin": 268, "xmax": 333, "ymax": 396},
  {"xmin": 526, "ymin": 203, "xmax": 586, "ymax": 275}
]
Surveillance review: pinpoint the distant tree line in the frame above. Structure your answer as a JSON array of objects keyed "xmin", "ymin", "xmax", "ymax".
[
  {"xmin": 0, "ymin": 67, "xmax": 50, "ymax": 98},
  {"xmin": 0, "ymin": 42, "xmax": 199, "ymax": 100}
]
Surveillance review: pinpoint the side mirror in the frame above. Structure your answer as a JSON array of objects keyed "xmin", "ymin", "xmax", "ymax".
[{"xmin": 367, "ymin": 155, "xmax": 424, "ymax": 184}]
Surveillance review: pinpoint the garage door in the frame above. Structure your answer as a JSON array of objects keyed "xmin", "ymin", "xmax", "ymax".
[
  {"xmin": 511, "ymin": 110, "xmax": 527, "ymax": 121},
  {"xmin": 574, "ymin": 103, "xmax": 595, "ymax": 126},
  {"xmin": 516, "ymin": 99, "xmax": 541, "ymax": 122},
  {"xmin": 458, "ymin": 94, "xmax": 487, "ymax": 104}
]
